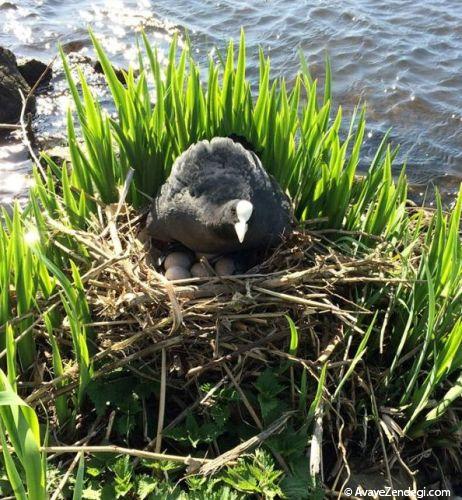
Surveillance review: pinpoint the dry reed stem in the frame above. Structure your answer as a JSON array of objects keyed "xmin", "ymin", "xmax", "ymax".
[
  {"xmin": 199, "ymin": 411, "xmax": 295, "ymax": 475},
  {"xmin": 310, "ymin": 399, "xmax": 324, "ymax": 480},
  {"xmin": 155, "ymin": 348, "xmax": 167, "ymax": 453},
  {"xmin": 42, "ymin": 445, "xmax": 215, "ymax": 471}
]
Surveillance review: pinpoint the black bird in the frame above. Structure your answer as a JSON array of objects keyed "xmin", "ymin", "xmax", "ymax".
[{"xmin": 146, "ymin": 137, "xmax": 292, "ymax": 254}]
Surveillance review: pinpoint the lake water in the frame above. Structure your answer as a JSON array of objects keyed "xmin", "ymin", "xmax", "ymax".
[{"xmin": 1, "ymin": 0, "xmax": 462, "ymax": 203}]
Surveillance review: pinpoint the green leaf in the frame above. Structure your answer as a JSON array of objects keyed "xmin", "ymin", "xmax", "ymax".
[
  {"xmin": 137, "ymin": 475, "xmax": 158, "ymax": 500},
  {"xmin": 286, "ymin": 315, "xmax": 299, "ymax": 356},
  {"xmin": 0, "ymin": 421, "xmax": 27, "ymax": 500},
  {"xmin": 73, "ymin": 454, "xmax": 85, "ymax": 500},
  {"xmin": 333, "ymin": 314, "xmax": 377, "ymax": 399}
]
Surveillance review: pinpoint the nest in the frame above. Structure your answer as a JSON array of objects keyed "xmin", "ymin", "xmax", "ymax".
[{"xmin": 26, "ymin": 203, "xmax": 409, "ymax": 481}]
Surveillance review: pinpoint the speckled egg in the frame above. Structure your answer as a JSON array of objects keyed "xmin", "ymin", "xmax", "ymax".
[
  {"xmin": 191, "ymin": 262, "xmax": 212, "ymax": 277},
  {"xmin": 164, "ymin": 252, "xmax": 192, "ymax": 270},
  {"xmin": 165, "ymin": 266, "xmax": 191, "ymax": 281},
  {"xmin": 214, "ymin": 257, "xmax": 235, "ymax": 276}
]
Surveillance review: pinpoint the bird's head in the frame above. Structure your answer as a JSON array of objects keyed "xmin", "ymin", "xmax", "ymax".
[{"xmin": 218, "ymin": 199, "xmax": 254, "ymax": 244}]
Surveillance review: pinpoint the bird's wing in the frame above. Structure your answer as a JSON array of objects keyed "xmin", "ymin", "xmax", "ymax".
[{"xmin": 168, "ymin": 138, "xmax": 256, "ymax": 204}]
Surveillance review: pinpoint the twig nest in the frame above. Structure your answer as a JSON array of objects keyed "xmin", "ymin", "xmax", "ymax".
[
  {"xmin": 164, "ymin": 252, "xmax": 193, "ymax": 270},
  {"xmin": 214, "ymin": 257, "xmax": 235, "ymax": 276},
  {"xmin": 165, "ymin": 266, "xmax": 191, "ymax": 280},
  {"xmin": 191, "ymin": 262, "xmax": 213, "ymax": 278}
]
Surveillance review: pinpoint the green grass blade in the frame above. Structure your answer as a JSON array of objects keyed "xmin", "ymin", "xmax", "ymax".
[
  {"xmin": 0, "ymin": 421, "xmax": 27, "ymax": 500},
  {"xmin": 72, "ymin": 454, "xmax": 85, "ymax": 500}
]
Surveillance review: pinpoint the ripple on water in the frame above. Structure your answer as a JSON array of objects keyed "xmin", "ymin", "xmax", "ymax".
[
  {"xmin": 0, "ymin": 0, "xmax": 462, "ymax": 205},
  {"xmin": 0, "ymin": 141, "xmax": 33, "ymax": 205}
]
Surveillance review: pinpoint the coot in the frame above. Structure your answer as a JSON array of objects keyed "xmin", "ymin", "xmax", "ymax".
[{"xmin": 147, "ymin": 137, "xmax": 292, "ymax": 254}]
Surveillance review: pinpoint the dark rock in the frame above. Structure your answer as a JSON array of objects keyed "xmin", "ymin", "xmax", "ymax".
[
  {"xmin": 18, "ymin": 59, "xmax": 52, "ymax": 88},
  {"xmin": 42, "ymin": 145, "xmax": 70, "ymax": 165},
  {"xmin": 0, "ymin": 2, "xmax": 17, "ymax": 10},
  {"xmin": 93, "ymin": 60, "xmax": 126, "ymax": 83},
  {"xmin": 0, "ymin": 46, "xmax": 35, "ymax": 125},
  {"xmin": 0, "ymin": 51, "xmax": 34, "ymax": 123},
  {"xmin": 61, "ymin": 40, "xmax": 86, "ymax": 54}
]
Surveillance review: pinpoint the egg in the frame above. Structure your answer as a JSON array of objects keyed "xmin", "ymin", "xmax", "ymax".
[
  {"xmin": 191, "ymin": 262, "xmax": 212, "ymax": 277},
  {"xmin": 165, "ymin": 266, "xmax": 191, "ymax": 281},
  {"xmin": 164, "ymin": 252, "xmax": 192, "ymax": 270},
  {"xmin": 214, "ymin": 257, "xmax": 235, "ymax": 276}
]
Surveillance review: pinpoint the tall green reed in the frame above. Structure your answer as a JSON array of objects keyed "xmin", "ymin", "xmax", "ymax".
[
  {"xmin": 0, "ymin": 329, "xmax": 46, "ymax": 499},
  {"xmin": 53, "ymin": 28, "xmax": 407, "ymax": 240}
]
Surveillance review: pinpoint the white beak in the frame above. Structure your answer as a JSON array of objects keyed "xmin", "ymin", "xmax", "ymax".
[
  {"xmin": 235, "ymin": 221, "xmax": 248, "ymax": 243},
  {"xmin": 234, "ymin": 200, "xmax": 253, "ymax": 243}
]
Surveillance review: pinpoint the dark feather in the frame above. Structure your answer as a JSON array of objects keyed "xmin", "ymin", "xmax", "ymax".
[{"xmin": 147, "ymin": 137, "xmax": 292, "ymax": 253}]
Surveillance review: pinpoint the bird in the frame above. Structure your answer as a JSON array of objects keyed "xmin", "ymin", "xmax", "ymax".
[{"xmin": 146, "ymin": 137, "xmax": 292, "ymax": 255}]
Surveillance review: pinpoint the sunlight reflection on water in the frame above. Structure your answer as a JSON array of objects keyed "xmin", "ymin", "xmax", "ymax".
[
  {"xmin": 0, "ymin": 142, "xmax": 34, "ymax": 204},
  {"xmin": 1, "ymin": 0, "xmax": 462, "ymax": 204}
]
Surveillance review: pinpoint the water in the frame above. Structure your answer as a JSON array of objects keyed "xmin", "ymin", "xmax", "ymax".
[{"xmin": 1, "ymin": 0, "xmax": 462, "ymax": 203}]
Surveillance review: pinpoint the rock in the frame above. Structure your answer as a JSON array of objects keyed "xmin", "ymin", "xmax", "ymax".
[
  {"xmin": 18, "ymin": 59, "xmax": 52, "ymax": 88},
  {"xmin": 93, "ymin": 60, "xmax": 126, "ymax": 83},
  {"xmin": 0, "ymin": 46, "xmax": 35, "ymax": 124},
  {"xmin": 41, "ymin": 145, "xmax": 70, "ymax": 165},
  {"xmin": 0, "ymin": 2, "xmax": 17, "ymax": 10},
  {"xmin": 61, "ymin": 40, "xmax": 86, "ymax": 54}
]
